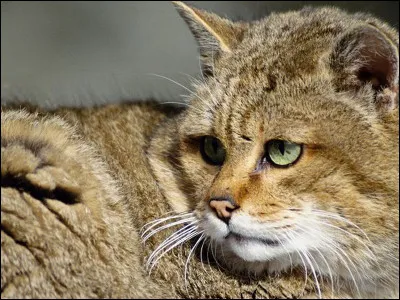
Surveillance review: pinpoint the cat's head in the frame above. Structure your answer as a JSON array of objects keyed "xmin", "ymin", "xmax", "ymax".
[{"xmin": 148, "ymin": 2, "xmax": 398, "ymax": 297}]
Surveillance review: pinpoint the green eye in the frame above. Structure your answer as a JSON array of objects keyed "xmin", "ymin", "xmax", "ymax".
[
  {"xmin": 266, "ymin": 140, "xmax": 302, "ymax": 167},
  {"xmin": 200, "ymin": 136, "xmax": 226, "ymax": 166}
]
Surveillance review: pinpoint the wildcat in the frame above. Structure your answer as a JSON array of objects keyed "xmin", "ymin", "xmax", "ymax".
[{"xmin": 1, "ymin": 1, "xmax": 398, "ymax": 298}]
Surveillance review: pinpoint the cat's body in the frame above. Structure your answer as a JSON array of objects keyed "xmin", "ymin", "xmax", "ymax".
[
  {"xmin": 1, "ymin": 2, "xmax": 399, "ymax": 299},
  {"xmin": 1, "ymin": 103, "xmax": 318, "ymax": 298}
]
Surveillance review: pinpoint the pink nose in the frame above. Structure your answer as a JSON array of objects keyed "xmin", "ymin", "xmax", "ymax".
[{"xmin": 209, "ymin": 197, "xmax": 238, "ymax": 223}]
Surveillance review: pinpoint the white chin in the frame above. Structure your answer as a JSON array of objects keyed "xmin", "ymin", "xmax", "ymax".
[
  {"xmin": 201, "ymin": 211, "xmax": 288, "ymax": 263},
  {"xmin": 226, "ymin": 235, "xmax": 286, "ymax": 262}
]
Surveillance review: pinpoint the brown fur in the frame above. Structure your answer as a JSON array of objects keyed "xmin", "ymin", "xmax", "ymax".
[{"xmin": 1, "ymin": 2, "xmax": 398, "ymax": 298}]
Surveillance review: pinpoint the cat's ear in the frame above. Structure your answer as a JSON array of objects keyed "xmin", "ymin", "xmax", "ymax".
[
  {"xmin": 172, "ymin": 1, "xmax": 247, "ymax": 76},
  {"xmin": 330, "ymin": 25, "xmax": 399, "ymax": 111}
]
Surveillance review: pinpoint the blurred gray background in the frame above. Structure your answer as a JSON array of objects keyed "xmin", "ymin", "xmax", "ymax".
[{"xmin": 1, "ymin": 1, "xmax": 399, "ymax": 108}]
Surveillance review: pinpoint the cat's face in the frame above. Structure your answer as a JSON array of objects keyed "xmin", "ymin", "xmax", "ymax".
[
  {"xmin": 149, "ymin": 2, "xmax": 398, "ymax": 296},
  {"xmin": 178, "ymin": 63, "xmax": 398, "ymax": 272}
]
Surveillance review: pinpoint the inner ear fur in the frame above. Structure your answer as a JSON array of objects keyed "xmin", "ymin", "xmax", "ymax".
[{"xmin": 330, "ymin": 24, "xmax": 399, "ymax": 111}]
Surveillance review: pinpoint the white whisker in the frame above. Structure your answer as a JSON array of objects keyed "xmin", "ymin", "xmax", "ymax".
[
  {"xmin": 219, "ymin": 242, "xmax": 229, "ymax": 269},
  {"xmin": 199, "ymin": 235, "xmax": 209, "ymax": 274},
  {"xmin": 198, "ymin": 55, "xmax": 206, "ymax": 82},
  {"xmin": 274, "ymin": 233, "xmax": 293, "ymax": 273},
  {"xmin": 331, "ymin": 244, "xmax": 362, "ymax": 297},
  {"xmin": 148, "ymin": 73, "xmax": 211, "ymax": 108},
  {"xmin": 284, "ymin": 231, "xmax": 309, "ymax": 294},
  {"xmin": 315, "ymin": 249, "xmax": 335, "ymax": 298},
  {"xmin": 293, "ymin": 224, "xmax": 335, "ymax": 297},
  {"xmin": 146, "ymin": 222, "xmax": 198, "ymax": 267},
  {"xmin": 177, "ymin": 72, "xmax": 217, "ymax": 111},
  {"xmin": 211, "ymin": 239, "xmax": 229, "ymax": 273},
  {"xmin": 309, "ymin": 210, "xmax": 374, "ymax": 245},
  {"xmin": 206, "ymin": 237, "xmax": 215, "ymax": 274},
  {"xmin": 295, "ymin": 222, "xmax": 361, "ymax": 297},
  {"xmin": 184, "ymin": 233, "xmax": 205, "ymax": 288},
  {"xmin": 140, "ymin": 211, "xmax": 182, "ymax": 232},
  {"xmin": 301, "ymin": 247, "xmax": 322, "ymax": 298},
  {"xmin": 161, "ymin": 100, "xmax": 205, "ymax": 115},
  {"xmin": 211, "ymin": 47, "xmax": 216, "ymax": 74},
  {"xmin": 142, "ymin": 216, "xmax": 196, "ymax": 242},
  {"xmin": 160, "ymin": 101, "xmax": 191, "ymax": 107},
  {"xmin": 150, "ymin": 221, "xmax": 198, "ymax": 255},
  {"xmin": 147, "ymin": 227, "xmax": 199, "ymax": 274},
  {"xmin": 300, "ymin": 243, "xmax": 324, "ymax": 296},
  {"xmin": 148, "ymin": 73, "xmax": 195, "ymax": 97},
  {"xmin": 140, "ymin": 212, "xmax": 194, "ymax": 236},
  {"xmin": 209, "ymin": 240, "xmax": 223, "ymax": 274},
  {"xmin": 305, "ymin": 218, "xmax": 376, "ymax": 261}
]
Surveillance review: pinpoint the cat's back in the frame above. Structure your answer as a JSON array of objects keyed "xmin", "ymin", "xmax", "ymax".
[{"xmin": 59, "ymin": 102, "xmax": 177, "ymax": 146}]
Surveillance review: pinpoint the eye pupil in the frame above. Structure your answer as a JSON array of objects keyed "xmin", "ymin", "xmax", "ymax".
[
  {"xmin": 212, "ymin": 139, "xmax": 218, "ymax": 153},
  {"xmin": 278, "ymin": 141, "xmax": 285, "ymax": 155},
  {"xmin": 200, "ymin": 136, "xmax": 226, "ymax": 166},
  {"xmin": 265, "ymin": 140, "xmax": 302, "ymax": 167}
]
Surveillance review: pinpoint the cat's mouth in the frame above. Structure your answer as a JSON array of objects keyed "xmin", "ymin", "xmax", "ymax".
[{"xmin": 225, "ymin": 232, "xmax": 281, "ymax": 247}]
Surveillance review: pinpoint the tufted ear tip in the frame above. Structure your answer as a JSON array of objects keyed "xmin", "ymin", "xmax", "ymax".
[
  {"xmin": 171, "ymin": 1, "xmax": 187, "ymax": 13},
  {"xmin": 171, "ymin": 1, "xmax": 247, "ymax": 77},
  {"xmin": 171, "ymin": 1, "xmax": 187, "ymax": 10}
]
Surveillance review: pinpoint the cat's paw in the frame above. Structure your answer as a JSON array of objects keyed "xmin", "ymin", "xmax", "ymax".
[
  {"xmin": 1, "ymin": 109, "xmax": 111, "ymax": 297},
  {"xmin": 1, "ymin": 109, "xmax": 105, "ymax": 211},
  {"xmin": 1, "ymin": 132, "xmax": 82, "ymax": 205}
]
